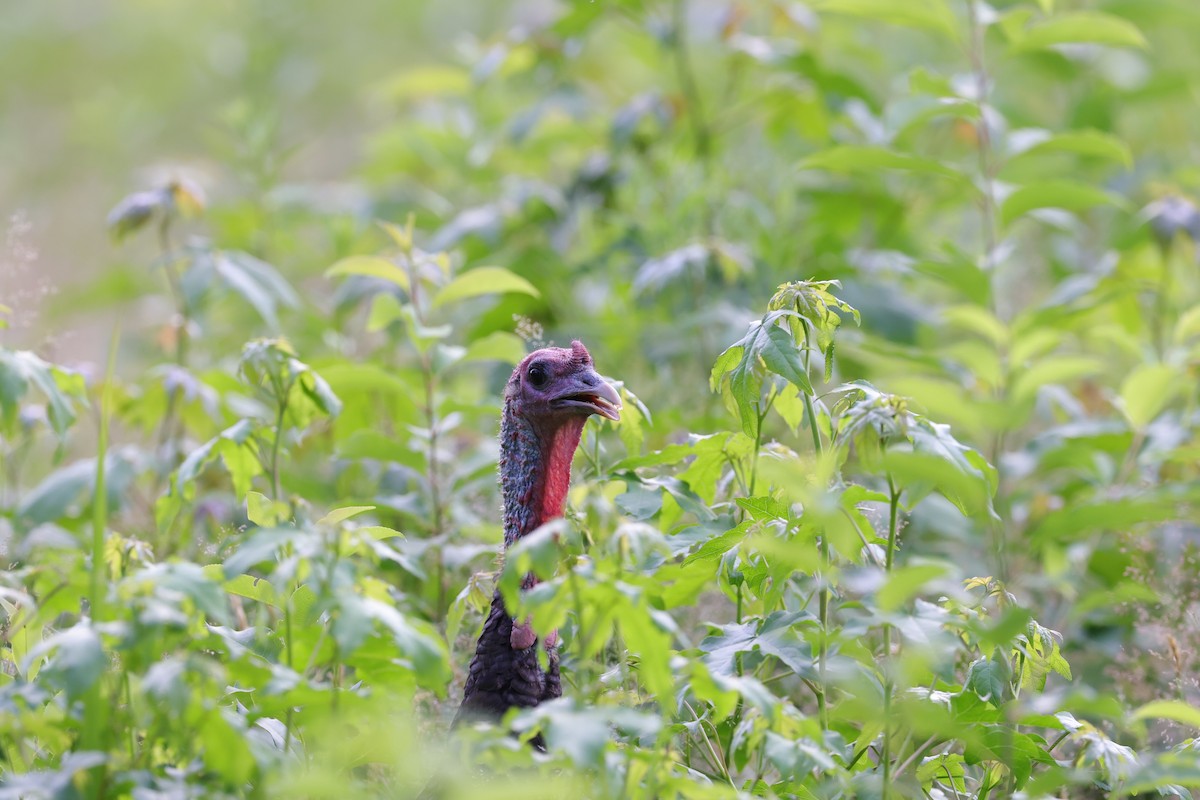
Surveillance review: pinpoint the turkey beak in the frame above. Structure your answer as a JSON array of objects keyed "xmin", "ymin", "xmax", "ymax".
[
  {"xmin": 552, "ymin": 370, "xmax": 623, "ymax": 421},
  {"xmin": 589, "ymin": 378, "xmax": 623, "ymax": 421}
]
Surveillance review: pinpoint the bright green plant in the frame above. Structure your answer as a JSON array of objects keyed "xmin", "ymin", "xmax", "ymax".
[{"xmin": 5, "ymin": 0, "xmax": 1200, "ymax": 797}]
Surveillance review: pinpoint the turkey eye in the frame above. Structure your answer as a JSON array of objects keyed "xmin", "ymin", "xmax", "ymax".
[{"xmin": 527, "ymin": 362, "xmax": 549, "ymax": 388}]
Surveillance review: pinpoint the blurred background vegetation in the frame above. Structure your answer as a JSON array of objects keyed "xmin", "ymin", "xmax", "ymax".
[{"xmin": 6, "ymin": 0, "xmax": 1200, "ymax": 797}]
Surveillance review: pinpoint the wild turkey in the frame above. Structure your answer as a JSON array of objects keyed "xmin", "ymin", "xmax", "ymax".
[{"xmin": 454, "ymin": 340, "xmax": 620, "ymax": 732}]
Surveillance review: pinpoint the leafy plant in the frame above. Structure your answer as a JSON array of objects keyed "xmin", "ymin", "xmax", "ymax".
[{"xmin": 4, "ymin": 0, "xmax": 1200, "ymax": 797}]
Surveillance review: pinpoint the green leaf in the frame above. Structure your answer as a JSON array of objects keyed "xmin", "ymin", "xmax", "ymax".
[
  {"xmin": 700, "ymin": 612, "xmax": 815, "ymax": 679},
  {"xmin": 712, "ymin": 312, "xmax": 813, "ymax": 436},
  {"xmin": 736, "ymin": 496, "xmax": 790, "ymax": 522},
  {"xmin": 318, "ymin": 505, "xmax": 375, "ymax": 526},
  {"xmin": 877, "ymin": 564, "xmax": 948, "ymax": 612},
  {"xmin": 1119, "ymin": 363, "xmax": 1181, "ymax": 429},
  {"xmin": 1132, "ymin": 700, "xmax": 1200, "ymax": 729},
  {"xmin": 460, "ymin": 330, "xmax": 527, "ymax": 365},
  {"xmin": 24, "ymin": 625, "xmax": 106, "ymax": 700},
  {"xmin": 246, "ymin": 491, "xmax": 287, "ymax": 527},
  {"xmin": 0, "ymin": 349, "xmax": 86, "ymax": 438},
  {"xmin": 683, "ymin": 521, "xmax": 749, "ymax": 566},
  {"xmin": 1008, "ymin": 129, "xmax": 1133, "ymax": 169},
  {"xmin": 887, "ymin": 450, "xmax": 988, "ymax": 514},
  {"xmin": 1000, "ymin": 181, "xmax": 1125, "ymax": 226},
  {"xmin": 1014, "ymin": 11, "xmax": 1146, "ymax": 50},
  {"xmin": 382, "ymin": 65, "xmax": 471, "ymax": 100},
  {"xmin": 214, "ymin": 251, "xmax": 298, "ymax": 329},
  {"xmin": 807, "ymin": 0, "xmax": 957, "ymax": 39},
  {"xmin": 106, "ymin": 189, "xmax": 166, "ymax": 241},
  {"xmin": 1030, "ymin": 491, "xmax": 1188, "ymax": 543},
  {"xmin": 431, "ymin": 266, "xmax": 540, "ymax": 307},
  {"xmin": 800, "ymin": 146, "xmax": 965, "ymax": 182},
  {"xmin": 966, "ymin": 656, "xmax": 1012, "ymax": 704},
  {"xmin": 1010, "ymin": 356, "xmax": 1104, "ymax": 404},
  {"xmin": 325, "ymin": 255, "xmax": 411, "ymax": 290},
  {"xmin": 760, "ymin": 325, "xmax": 813, "ymax": 395}
]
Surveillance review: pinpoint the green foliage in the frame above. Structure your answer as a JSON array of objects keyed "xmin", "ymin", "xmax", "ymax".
[{"xmin": 4, "ymin": 0, "xmax": 1200, "ymax": 797}]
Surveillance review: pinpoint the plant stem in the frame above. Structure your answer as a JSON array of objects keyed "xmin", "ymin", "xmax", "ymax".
[
  {"xmin": 153, "ymin": 217, "xmax": 189, "ymax": 486},
  {"xmin": 800, "ymin": 324, "xmax": 830, "ymax": 732},
  {"xmin": 885, "ymin": 476, "xmax": 900, "ymax": 571},
  {"xmin": 268, "ymin": 376, "xmax": 295, "ymax": 503},
  {"xmin": 964, "ymin": 0, "xmax": 998, "ymax": 301},
  {"xmin": 881, "ymin": 475, "xmax": 901, "ymax": 798},
  {"xmin": 82, "ymin": 326, "xmax": 119, "ymax": 799},
  {"xmin": 90, "ymin": 327, "xmax": 119, "ymax": 619},
  {"xmin": 671, "ymin": 0, "xmax": 711, "ymax": 165},
  {"xmin": 420, "ymin": 351, "xmax": 448, "ymax": 621}
]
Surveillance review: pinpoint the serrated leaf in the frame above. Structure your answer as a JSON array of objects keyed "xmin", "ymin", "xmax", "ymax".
[
  {"xmin": 761, "ymin": 324, "xmax": 813, "ymax": 394},
  {"xmin": 966, "ymin": 656, "xmax": 1012, "ymax": 704},
  {"xmin": 736, "ymin": 496, "xmax": 789, "ymax": 522},
  {"xmin": 683, "ymin": 521, "xmax": 749, "ymax": 566}
]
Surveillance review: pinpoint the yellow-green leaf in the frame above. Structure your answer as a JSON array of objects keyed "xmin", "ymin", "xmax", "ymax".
[
  {"xmin": 807, "ymin": 0, "xmax": 957, "ymax": 39},
  {"xmin": 1009, "ymin": 130, "xmax": 1133, "ymax": 169},
  {"xmin": 1132, "ymin": 700, "xmax": 1200, "ymax": 729},
  {"xmin": 318, "ymin": 505, "xmax": 375, "ymax": 526},
  {"xmin": 1000, "ymin": 181, "xmax": 1124, "ymax": 227},
  {"xmin": 325, "ymin": 256, "xmax": 411, "ymax": 290},
  {"xmin": 800, "ymin": 146, "xmax": 965, "ymax": 182},
  {"xmin": 432, "ymin": 266, "xmax": 540, "ymax": 308},
  {"xmin": 461, "ymin": 331, "xmax": 527, "ymax": 365},
  {"xmin": 1015, "ymin": 12, "xmax": 1146, "ymax": 51},
  {"xmin": 1119, "ymin": 363, "xmax": 1182, "ymax": 429}
]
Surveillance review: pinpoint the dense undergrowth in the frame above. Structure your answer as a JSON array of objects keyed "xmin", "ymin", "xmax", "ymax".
[{"xmin": 5, "ymin": 0, "xmax": 1200, "ymax": 797}]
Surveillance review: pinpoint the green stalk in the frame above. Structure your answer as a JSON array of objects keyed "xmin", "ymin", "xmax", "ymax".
[
  {"xmin": 800, "ymin": 324, "xmax": 829, "ymax": 732},
  {"xmin": 83, "ymin": 326, "xmax": 119, "ymax": 798},
  {"xmin": 881, "ymin": 476, "xmax": 901, "ymax": 798},
  {"xmin": 268, "ymin": 378, "xmax": 294, "ymax": 503},
  {"xmin": 90, "ymin": 326, "xmax": 120, "ymax": 615}
]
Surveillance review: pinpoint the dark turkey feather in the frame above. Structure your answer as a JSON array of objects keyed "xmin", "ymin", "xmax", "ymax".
[{"xmin": 452, "ymin": 341, "xmax": 619, "ymax": 740}]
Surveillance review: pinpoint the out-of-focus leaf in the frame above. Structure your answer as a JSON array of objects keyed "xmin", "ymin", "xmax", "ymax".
[
  {"xmin": 107, "ymin": 189, "xmax": 165, "ymax": 241},
  {"xmin": 1119, "ymin": 363, "xmax": 1181, "ymax": 429},
  {"xmin": 0, "ymin": 349, "xmax": 86, "ymax": 438},
  {"xmin": 1132, "ymin": 700, "xmax": 1200, "ymax": 729},
  {"xmin": 432, "ymin": 266, "xmax": 540, "ymax": 307},
  {"xmin": 807, "ymin": 0, "xmax": 957, "ymax": 39},
  {"xmin": 800, "ymin": 146, "xmax": 966, "ymax": 182},
  {"xmin": 1014, "ymin": 11, "xmax": 1147, "ymax": 50},
  {"xmin": 1006, "ymin": 129, "xmax": 1133, "ymax": 168},
  {"xmin": 1000, "ymin": 181, "xmax": 1125, "ymax": 226},
  {"xmin": 460, "ymin": 331, "xmax": 526, "ymax": 365},
  {"xmin": 325, "ymin": 255, "xmax": 411, "ymax": 291},
  {"xmin": 214, "ymin": 251, "xmax": 299, "ymax": 329},
  {"xmin": 23, "ymin": 625, "xmax": 105, "ymax": 699}
]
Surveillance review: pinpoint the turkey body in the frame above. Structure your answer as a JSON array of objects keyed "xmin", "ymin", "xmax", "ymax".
[
  {"xmin": 453, "ymin": 340, "xmax": 619, "ymax": 734},
  {"xmin": 458, "ymin": 589, "xmax": 561, "ymax": 718}
]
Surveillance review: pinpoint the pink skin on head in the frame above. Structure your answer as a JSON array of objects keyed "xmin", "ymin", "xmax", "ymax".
[{"xmin": 500, "ymin": 340, "xmax": 620, "ymax": 651}]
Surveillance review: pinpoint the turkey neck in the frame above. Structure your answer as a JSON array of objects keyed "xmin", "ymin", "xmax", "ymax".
[{"xmin": 499, "ymin": 400, "xmax": 586, "ymax": 548}]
